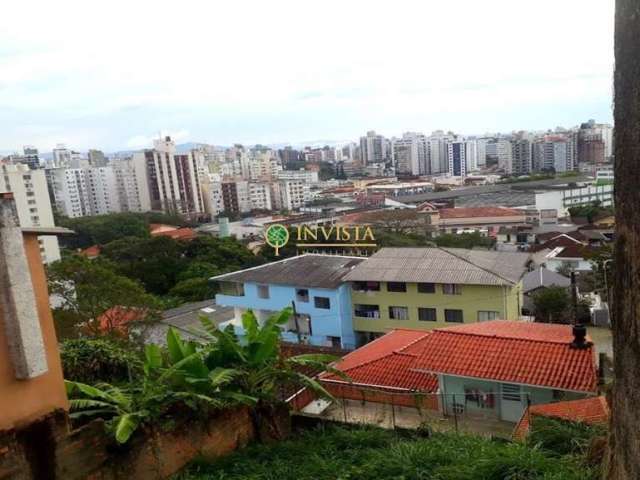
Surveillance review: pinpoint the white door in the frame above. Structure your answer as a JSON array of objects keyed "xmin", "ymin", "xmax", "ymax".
[{"xmin": 500, "ymin": 383, "xmax": 524, "ymax": 422}]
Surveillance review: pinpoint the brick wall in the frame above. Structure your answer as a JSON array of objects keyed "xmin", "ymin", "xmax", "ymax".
[{"xmin": 0, "ymin": 407, "xmax": 263, "ymax": 480}]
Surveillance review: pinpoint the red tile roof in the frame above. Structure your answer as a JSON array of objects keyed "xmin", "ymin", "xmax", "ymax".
[
  {"xmin": 439, "ymin": 207, "xmax": 525, "ymax": 219},
  {"xmin": 151, "ymin": 227, "xmax": 198, "ymax": 241},
  {"xmin": 415, "ymin": 321, "xmax": 598, "ymax": 393},
  {"xmin": 80, "ymin": 244, "xmax": 101, "ymax": 258},
  {"xmin": 94, "ymin": 306, "xmax": 147, "ymax": 335},
  {"xmin": 322, "ymin": 330, "xmax": 438, "ymax": 392},
  {"xmin": 513, "ymin": 396, "xmax": 608, "ymax": 439}
]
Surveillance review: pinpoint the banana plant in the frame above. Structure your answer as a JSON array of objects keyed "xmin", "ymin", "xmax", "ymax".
[{"xmin": 199, "ymin": 308, "xmax": 344, "ymax": 403}]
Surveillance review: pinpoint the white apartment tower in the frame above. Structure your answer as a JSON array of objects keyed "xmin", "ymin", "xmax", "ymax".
[{"xmin": 1, "ymin": 164, "xmax": 61, "ymax": 263}]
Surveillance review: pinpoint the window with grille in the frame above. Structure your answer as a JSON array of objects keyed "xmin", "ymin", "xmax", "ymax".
[{"xmin": 444, "ymin": 309, "xmax": 463, "ymax": 323}]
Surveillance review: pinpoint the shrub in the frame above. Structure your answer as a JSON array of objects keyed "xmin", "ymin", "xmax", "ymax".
[
  {"xmin": 528, "ymin": 415, "xmax": 607, "ymax": 457},
  {"xmin": 60, "ymin": 338, "xmax": 143, "ymax": 383}
]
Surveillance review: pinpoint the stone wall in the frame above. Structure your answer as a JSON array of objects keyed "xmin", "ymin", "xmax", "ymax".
[{"xmin": 0, "ymin": 407, "xmax": 260, "ymax": 480}]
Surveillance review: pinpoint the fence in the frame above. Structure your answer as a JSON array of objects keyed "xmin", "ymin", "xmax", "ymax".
[{"xmin": 290, "ymin": 383, "xmax": 532, "ymax": 438}]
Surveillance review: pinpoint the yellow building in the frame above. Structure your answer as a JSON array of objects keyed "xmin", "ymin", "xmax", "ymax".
[{"xmin": 343, "ymin": 247, "xmax": 529, "ymax": 345}]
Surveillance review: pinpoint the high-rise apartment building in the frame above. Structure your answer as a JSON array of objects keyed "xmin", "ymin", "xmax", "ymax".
[
  {"xmin": 51, "ymin": 144, "xmax": 72, "ymax": 168},
  {"xmin": 111, "ymin": 156, "xmax": 150, "ymax": 212},
  {"xmin": 359, "ymin": 131, "xmax": 389, "ymax": 165},
  {"xmin": 271, "ymin": 180, "xmax": 309, "ymax": 211},
  {"xmin": 88, "ymin": 149, "xmax": 108, "ymax": 167},
  {"xmin": 428, "ymin": 131, "xmax": 452, "ymax": 175},
  {"xmin": 1, "ymin": 164, "xmax": 61, "ymax": 263},
  {"xmin": 447, "ymin": 142, "xmax": 467, "ymax": 177},
  {"xmin": 132, "ymin": 137, "xmax": 205, "ymax": 219},
  {"xmin": 533, "ymin": 135, "xmax": 576, "ymax": 173},
  {"xmin": 392, "ymin": 132, "xmax": 428, "ymax": 175},
  {"xmin": 511, "ymin": 138, "xmax": 533, "ymax": 175}
]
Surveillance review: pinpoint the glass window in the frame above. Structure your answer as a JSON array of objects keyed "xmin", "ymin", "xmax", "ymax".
[
  {"xmin": 314, "ymin": 296, "xmax": 330, "ymax": 309},
  {"xmin": 388, "ymin": 306, "xmax": 409, "ymax": 320},
  {"xmin": 417, "ymin": 283, "xmax": 436, "ymax": 293},
  {"xmin": 257, "ymin": 285, "xmax": 270, "ymax": 299},
  {"xmin": 418, "ymin": 308, "xmax": 437, "ymax": 322},
  {"xmin": 296, "ymin": 288, "xmax": 309, "ymax": 302},
  {"xmin": 442, "ymin": 284, "xmax": 462, "ymax": 295},
  {"xmin": 477, "ymin": 311, "xmax": 500, "ymax": 321},
  {"xmin": 444, "ymin": 309, "xmax": 464, "ymax": 323},
  {"xmin": 354, "ymin": 304, "xmax": 380, "ymax": 318},
  {"xmin": 387, "ymin": 282, "xmax": 407, "ymax": 293},
  {"xmin": 353, "ymin": 281, "xmax": 380, "ymax": 292}
]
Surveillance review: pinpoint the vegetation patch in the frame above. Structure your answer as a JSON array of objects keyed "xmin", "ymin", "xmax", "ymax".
[{"xmin": 175, "ymin": 425, "xmax": 596, "ymax": 480}]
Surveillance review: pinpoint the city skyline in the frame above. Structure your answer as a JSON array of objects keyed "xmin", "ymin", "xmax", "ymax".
[{"xmin": 2, "ymin": 0, "xmax": 614, "ymax": 151}]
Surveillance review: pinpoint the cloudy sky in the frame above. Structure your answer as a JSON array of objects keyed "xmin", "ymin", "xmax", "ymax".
[{"xmin": 1, "ymin": 0, "xmax": 614, "ymax": 152}]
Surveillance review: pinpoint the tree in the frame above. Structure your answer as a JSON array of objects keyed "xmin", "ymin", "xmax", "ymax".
[
  {"xmin": 47, "ymin": 256, "xmax": 161, "ymax": 337},
  {"xmin": 607, "ymin": 2, "xmax": 640, "ymax": 477},
  {"xmin": 101, "ymin": 236, "xmax": 187, "ymax": 296},
  {"xmin": 532, "ymin": 286, "xmax": 571, "ymax": 324},
  {"xmin": 556, "ymin": 261, "xmax": 575, "ymax": 278},
  {"xmin": 57, "ymin": 213, "xmax": 150, "ymax": 249}
]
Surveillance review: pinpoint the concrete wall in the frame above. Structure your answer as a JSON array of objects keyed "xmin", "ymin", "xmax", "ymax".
[
  {"xmin": 0, "ymin": 195, "xmax": 68, "ymax": 430},
  {"xmin": 351, "ymin": 281, "xmax": 522, "ymax": 335},
  {"xmin": 216, "ymin": 282, "xmax": 356, "ymax": 349}
]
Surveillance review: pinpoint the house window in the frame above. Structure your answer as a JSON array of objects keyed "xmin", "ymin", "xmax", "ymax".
[
  {"xmin": 296, "ymin": 289, "xmax": 309, "ymax": 302},
  {"xmin": 354, "ymin": 304, "xmax": 380, "ymax": 318},
  {"xmin": 418, "ymin": 308, "xmax": 437, "ymax": 322},
  {"xmin": 478, "ymin": 311, "xmax": 500, "ymax": 321},
  {"xmin": 444, "ymin": 309, "xmax": 464, "ymax": 323},
  {"xmin": 442, "ymin": 284, "xmax": 462, "ymax": 295},
  {"xmin": 257, "ymin": 285, "xmax": 270, "ymax": 299},
  {"xmin": 219, "ymin": 281, "xmax": 244, "ymax": 296},
  {"xmin": 353, "ymin": 281, "xmax": 380, "ymax": 292},
  {"xmin": 314, "ymin": 296, "xmax": 330, "ymax": 309},
  {"xmin": 388, "ymin": 306, "xmax": 409, "ymax": 320},
  {"xmin": 328, "ymin": 336, "xmax": 341, "ymax": 348},
  {"xmin": 417, "ymin": 282, "xmax": 436, "ymax": 293},
  {"xmin": 387, "ymin": 282, "xmax": 407, "ymax": 293},
  {"xmin": 502, "ymin": 383, "xmax": 522, "ymax": 402}
]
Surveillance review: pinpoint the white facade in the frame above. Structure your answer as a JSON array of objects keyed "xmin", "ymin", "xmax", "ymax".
[
  {"xmin": 1, "ymin": 164, "xmax": 61, "ymax": 263},
  {"xmin": 111, "ymin": 156, "xmax": 151, "ymax": 212},
  {"xmin": 277, "ymin": 169, "xmax": 319, "ymax": 183},
  {"xmin": 392, "ymin": 132, "xmax": 428, "ymax": 175},
  {"xmin": 249, "ymin": 182, "xmax": 272, "ymax": 211},
  {"xmin": 535, "ymin": 184, "xmax": 614, "ymax": 217},
  {"xmin": 84, "ymin": 167, "xmax": 121, "ymax": 215},
  {"xmin": 271, "ymin": 180, "xmax": 310, "ymax": 211},
  {"xmin": 46, "ymin": 168, "xmax": 89, "ymax": 218},
  {"xmin": 51, "ymin": 144, "xmax": 72, "ymax": 168}
]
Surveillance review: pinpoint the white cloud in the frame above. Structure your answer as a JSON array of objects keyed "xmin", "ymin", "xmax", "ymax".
[{"xmin": 0, "ymin": 0, "xmax": 615, "ymax": 150}]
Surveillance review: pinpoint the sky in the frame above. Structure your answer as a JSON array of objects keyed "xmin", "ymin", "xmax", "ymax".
[{"xmin": 0, "ymin": 0, "xmax": 614, "ymax": 153}]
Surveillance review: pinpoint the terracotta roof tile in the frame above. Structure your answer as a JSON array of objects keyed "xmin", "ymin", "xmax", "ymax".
[
  {"xmin": 415, "ymin": 321, "xmax": 598, "ymax": 393},
  {"xmin": 513, "ymin": 396, "xmax": 608, "ymax": 439},
  {"xmin": 322, "ymin": 330, "xmax": 438, "ymax": 392}
]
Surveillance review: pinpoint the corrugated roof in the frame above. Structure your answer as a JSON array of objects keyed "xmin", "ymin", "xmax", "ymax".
[
  {"xmin": 522, "ymin": 268, "xmax": 571, "ymax": 293},
  {"xmin": 414, "ymin": 321, "xmax": 598, "ymax": 393},
  {"xmin": 343, "ymin": 247, "xmax": 530, "ymax": 286},
  {"xmin": 211, "ymin": 254, "xmax": 365, "ymax": 289}
]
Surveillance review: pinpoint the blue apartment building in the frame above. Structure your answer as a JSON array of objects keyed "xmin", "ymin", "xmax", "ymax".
[{"xmin": 212, "ymin": 254, "xmax": 364, "ymax": 349}]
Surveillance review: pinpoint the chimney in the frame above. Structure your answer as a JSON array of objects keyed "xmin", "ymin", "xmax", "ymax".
[
  {"xmin": 570, "ymin": 324, "xmax": 590, "ymax": 349},
  {"xmin": 0, "ymin": 193, "xmax": 49, "ymax": 378}
]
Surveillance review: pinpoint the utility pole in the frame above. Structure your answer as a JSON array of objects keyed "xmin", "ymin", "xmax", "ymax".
[
  {"xmin": 291, "ymin": 300, "xmax": 302, "ymax": 344},
  {"xmin": 570, "ymin": 271, "xmax": 578, "ymax": 324}
]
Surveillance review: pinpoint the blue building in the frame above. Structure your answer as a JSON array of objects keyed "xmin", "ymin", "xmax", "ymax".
[{"xmin": 212, "ymin": 254, "xmax": 365, "ymax": 349}]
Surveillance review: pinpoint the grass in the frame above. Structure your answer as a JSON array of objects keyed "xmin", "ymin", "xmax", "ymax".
[{"xmin": 175, "ymin": 425, "xmax": 597, "ymax": 480}]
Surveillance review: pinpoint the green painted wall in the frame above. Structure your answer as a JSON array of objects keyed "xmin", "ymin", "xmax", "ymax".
[
  {"xmin": 351, "ymin": 281, "xmax": 523, "ymax": 334},
  {"xmin": 440, "ymin": 375, "xmax": 585, "ymax": 423}
]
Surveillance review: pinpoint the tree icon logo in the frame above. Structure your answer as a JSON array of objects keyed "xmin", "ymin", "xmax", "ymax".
[{"xmin": 265, "ymin": 224, "xmax": 290, "ymax": 256}]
